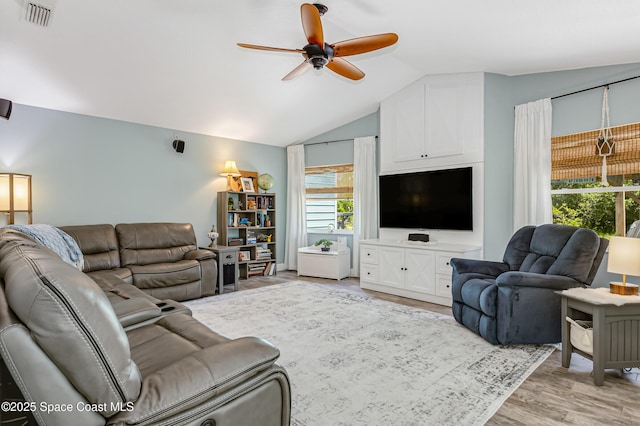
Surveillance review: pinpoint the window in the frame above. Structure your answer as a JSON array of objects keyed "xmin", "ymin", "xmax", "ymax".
[
  {"xmin": 551, "ymin": 122, "xmax": 640, "ymax": 238},
  {"xmin": 305, "ymin": 164, "xmax": 353, "ymax": 232}
]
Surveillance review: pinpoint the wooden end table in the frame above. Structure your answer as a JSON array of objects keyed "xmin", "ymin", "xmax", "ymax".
[
  {"xmin": 559, "ymin": 287, "xmax": 640, "ymax": 385},
  {"xmin": 202, "ymin": 245, "xmax": 239, "ymax": 294}
]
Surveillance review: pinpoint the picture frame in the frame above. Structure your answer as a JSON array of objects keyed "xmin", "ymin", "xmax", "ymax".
[
  {"xmin": 230, "ymin": 170, "xmax": 258, "ymax": 192},
  {"xmin": 241, "ymin": 177, "xmax": 255, "ymax": 193}
]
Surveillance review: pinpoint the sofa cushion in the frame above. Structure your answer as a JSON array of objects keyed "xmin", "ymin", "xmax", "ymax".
[
  {"xmin": 129, "ymin": 259, "xmax": 201, "ymax": 289},
  {"xmin": 60, "ymin": 224, "xmax": 122, "ymax": 272},
  {"xmin": 116, "ymin": 223, "xmax": 198, "ymax": 266},
  {"xmin": 0, "ymin": 229, "xmax": 142, "ymax": 416}
]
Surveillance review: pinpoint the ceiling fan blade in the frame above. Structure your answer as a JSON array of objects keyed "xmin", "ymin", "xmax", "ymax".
[
  {"xmin": 300, "ymin": 3, "xmax": 324, "ymax": 46},
  {"xmin": 332, "ymin": 33, "xmax": 399, "ymax": 57},
  {"xmin": 326, "ymin": 57, "xmax": 365, "ymax": 81},
  {"xmin": 237, "ymin": 43, "xmax": 304, "ymax": 54},
  {"xmin": 282, "ymin": 61, "xmax": 312, "ymax": 81}
]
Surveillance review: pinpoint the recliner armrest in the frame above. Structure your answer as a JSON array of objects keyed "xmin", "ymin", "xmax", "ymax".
[
  {"xmin": 496, "ymin": 271, "xmax": 583, "ymax": 290},
  {"xmin": 111, "ymin": 297, "xmax": 162, "ymax": 328},
  {"xmin": 108, "ymin": 336, "xmax": 280, "ymax": 425},
  {"xmin": 451, "ymin": 258, "xmax": 509, "ymax": 277},
  {"xmin": 184, "ymin": 249, "xmax": 216, "ymax": 261}
]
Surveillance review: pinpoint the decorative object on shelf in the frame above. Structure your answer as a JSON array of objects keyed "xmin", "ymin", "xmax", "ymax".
[
  {"xmin": 220, "ymin": 160, "xmax": 242, "ymax": 190},
  {"xmin": 264, "ymin": 215, "xmax": 271, "ymax": 227},
  {"xmin": 327, "ymin": 223, "xmax": 335, "ymax": 233},
  {"xmin": 257, "ymin": 173, "xmax": 275, "ymax": 193},
  {"xmin": 596, "ymin": 86, "xmax": 615, "ymax": 186},
  {"xmin": 240, "ymin": 177, "xmax": 255, "ymax": 193},
  {"xmin": 0, "ymin": 173, "xmax": 32, "ymax": 224},
  {"xmin": 607, "ymin": 236, "xmax": 640, "ymax": 295},
  {"xmin": 315, "ymin": 238, "xmax": 334, "ymax": 252},
  {"xmin": 228, "ymin": 197, "xmax": 234, "ymax": 210},
  {"xmin": 207, "ymin": 225, "xmax": 219, "ymax": 248}
]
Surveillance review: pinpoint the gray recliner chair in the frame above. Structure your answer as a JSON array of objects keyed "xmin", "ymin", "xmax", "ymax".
[{"xmin": 451, "ymin": 224, "xmax": 608, "ymax": 345}]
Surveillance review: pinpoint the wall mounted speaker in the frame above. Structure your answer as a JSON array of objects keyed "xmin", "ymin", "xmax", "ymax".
[
  {"xmin": 0, "ymin": 99, "xmax": 12, "ymax": 120},
  {"xmin": 172, "ymin": 139, "xmax": 185, "ymax": 153}
]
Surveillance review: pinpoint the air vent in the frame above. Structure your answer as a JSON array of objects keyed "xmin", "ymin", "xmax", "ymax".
[{"xmin": 23, "ymin": 1, "xmax": 54, "ymax": 27}]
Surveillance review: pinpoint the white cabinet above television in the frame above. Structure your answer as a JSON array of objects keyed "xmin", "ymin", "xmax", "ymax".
[{"xmin": 380, "ymin": 72, "xmax": 484, "ymax": 174}]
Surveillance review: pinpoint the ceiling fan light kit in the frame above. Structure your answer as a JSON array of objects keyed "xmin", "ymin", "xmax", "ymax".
[{"xmin": 237, "ymin": 3, "xmax": 398, "ymax": 81}]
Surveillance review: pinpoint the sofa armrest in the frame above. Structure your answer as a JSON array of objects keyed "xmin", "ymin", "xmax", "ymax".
[
  {"xmin": 184, "ymin": 249, "xmax": 216, "ymax": 261},
  {"xmin": 111, "ymin": 297, "xmax": 162, "ymax": 328},
  {"xmin": 450, "ymin": 258, "xmax": 509, "ymax": 277},
  {"xmin": 108, "ymin": 337, "xmax": 280, "ymax": 425},
  {"xmin": 496, "ymin": 271, "xmax": 583, "ymax": 291},
  {"xmin": 185, "ymin": 249, "xmax": 218, "ymax": 297}
]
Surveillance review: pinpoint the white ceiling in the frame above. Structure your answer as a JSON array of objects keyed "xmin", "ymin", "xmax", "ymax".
[{"xmin": 2, "ymin": 0, "xmax": 640, "ymax": 147}]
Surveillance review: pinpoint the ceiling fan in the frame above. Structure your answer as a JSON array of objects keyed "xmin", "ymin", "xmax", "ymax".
[{"xmin": 237, "ymin": 3, "xmax": 398, "ymax": 81}]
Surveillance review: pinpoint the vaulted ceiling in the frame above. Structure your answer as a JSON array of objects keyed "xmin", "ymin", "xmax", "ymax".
[{"xmin": 2, "ymin": 0, "xmax": 639, "ymax": 147}]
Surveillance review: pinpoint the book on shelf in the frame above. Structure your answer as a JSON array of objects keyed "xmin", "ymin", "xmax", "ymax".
[{"xmin": 247, "ymin": 230, "xmax": 257, "ymax": 244}]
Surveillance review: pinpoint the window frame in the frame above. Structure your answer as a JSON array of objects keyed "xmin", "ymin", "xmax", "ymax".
[{"xmin": 304, "ymin": 163, "xmax": 354, "ymax": 234}]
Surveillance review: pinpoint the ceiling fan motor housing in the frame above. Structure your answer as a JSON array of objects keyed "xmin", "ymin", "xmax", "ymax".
[{"xmin": 304, "ymin": 43, "xmax": 334, "ymax": 69}]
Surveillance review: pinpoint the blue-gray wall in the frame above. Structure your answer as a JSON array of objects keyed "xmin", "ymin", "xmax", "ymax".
[
  {"xmin": 483, "ymin": 63, "xmax": 640, "ymax": 261},
  {"xmin": 5, "ymin": 61, "xmax": 640, "ymax": 281},
  {"xmin": 0, "ymin": 104, "xmax": 287, "ymax": 262}
]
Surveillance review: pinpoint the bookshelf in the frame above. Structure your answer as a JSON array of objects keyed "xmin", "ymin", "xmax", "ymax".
[{"xmin": 217, "ymin": 191, "xmax": 277, "ymax": 279}]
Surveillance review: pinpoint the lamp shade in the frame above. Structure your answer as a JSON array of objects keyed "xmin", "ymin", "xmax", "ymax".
[
  {"xmin": 220, "ymin": 160, "xmax": 241, "ymax": 177},
  {"xmin": 0, "ymin": 173, "xmax": 32, "ymax": 224},
  {"xmin": 607, "ymin": 236, "xmax": 640, "ymax": 277}
]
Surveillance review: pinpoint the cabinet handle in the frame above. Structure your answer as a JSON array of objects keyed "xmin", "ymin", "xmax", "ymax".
[{"xmin": 446, "ymin": 262, "xmax": 450, "ymax": 266}]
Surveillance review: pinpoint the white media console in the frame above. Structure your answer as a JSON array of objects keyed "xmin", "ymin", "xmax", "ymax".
[{"xmin": 359, "ymin": 239, "xmax": 481, "ymax": 307}]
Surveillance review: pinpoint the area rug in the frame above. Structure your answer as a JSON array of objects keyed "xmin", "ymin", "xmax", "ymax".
[{"xmin": 185, "ymin": 281, "xmax": 554, "ymax": 426}]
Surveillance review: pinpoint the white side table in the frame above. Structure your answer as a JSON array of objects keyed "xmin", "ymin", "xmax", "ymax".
[{"xmin": 297, "ymin": 246, "xmax": 350, "ymax": 280}]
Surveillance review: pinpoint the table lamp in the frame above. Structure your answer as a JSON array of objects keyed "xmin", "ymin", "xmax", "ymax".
[
  {"xmin": 607, "ymin": 236, "xmax": 640, "ymax": 295},
  {"xmin": 220, "ymin": 160, "xmax": 241, "ymax": 191}
]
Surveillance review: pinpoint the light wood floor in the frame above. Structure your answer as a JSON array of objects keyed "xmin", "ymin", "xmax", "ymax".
[{"xmin": 240, "ymin": 271, "xmax": 640, "ymax": 425}]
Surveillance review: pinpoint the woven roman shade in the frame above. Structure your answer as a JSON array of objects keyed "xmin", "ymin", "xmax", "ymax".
[
  {"xmin": 552, "ymin": 122, "xmax": 640, "ymax": 180},
  {"xmin": 305, "ymin": 164, "xmax": 353, "ymax": 199}
]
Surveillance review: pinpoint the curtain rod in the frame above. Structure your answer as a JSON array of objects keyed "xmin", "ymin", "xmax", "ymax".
[
  {"xmin": 303, "ymin": 136, "xmax": 378, "ymax": 147},
  {"xmin": 551, "ymin": 74, "xmax": 640, "ymax": 100}
]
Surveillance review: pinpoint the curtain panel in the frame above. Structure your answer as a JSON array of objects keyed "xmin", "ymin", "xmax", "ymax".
[
  {"xmin": 284, "ymin": 144, "xmax": 307, "ymax": 270},
  {"xmin": 353, "ymin": 136, "xmax": 378, "ymax": 276},
  {"xmin": 513, "ymin": 98, "xmax": 553, "ymax": 231}
]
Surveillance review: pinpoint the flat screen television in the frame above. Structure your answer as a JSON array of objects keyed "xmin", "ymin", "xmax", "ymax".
[{"xmin": 379, "ymin": 167, "xmax": 473, "ymax": 230}]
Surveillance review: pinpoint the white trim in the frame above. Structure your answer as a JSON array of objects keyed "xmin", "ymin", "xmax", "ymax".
[{"xmin": 551, "ymin": 185, "xmax": 640, "ymax": 195}]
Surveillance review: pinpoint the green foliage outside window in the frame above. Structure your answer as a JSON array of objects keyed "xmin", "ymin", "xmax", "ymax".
[
  {"xmin": 552, "ymin": 180, "xmax": 640, "ymax": 238},
  {"xmin": 337, "ymin": 200, "xmax": 353, "ymax": 230}
]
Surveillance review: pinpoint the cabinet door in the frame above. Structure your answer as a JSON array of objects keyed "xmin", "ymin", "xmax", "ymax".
[
  {"xmin": 393, "ymin": 85, "xmax": 426, "ymax": 162},
  {"xmin": 404, "ymin": 249, "xmax": 436, "ymax": 294},
  {"xmin": 424, "ymin": 75, "xmax": 464, "ymax": 158},
  {"xmin": 378, "ymin": 247, "xmax": 405, "ymax": 289}
]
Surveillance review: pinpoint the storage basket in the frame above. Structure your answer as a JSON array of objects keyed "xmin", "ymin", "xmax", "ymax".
[{"xmin": 566, "ymin": 317, "xmax": 593, "ymax": 355}]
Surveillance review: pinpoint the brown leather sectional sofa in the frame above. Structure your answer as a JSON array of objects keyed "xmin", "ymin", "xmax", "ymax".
[
  {"xmin": 0, "ymin": 224, "xmax": 291, "ymax": 425},
  {"xmin": 61, "ymin": 223, "xmax": 217, "ymax": 302}
]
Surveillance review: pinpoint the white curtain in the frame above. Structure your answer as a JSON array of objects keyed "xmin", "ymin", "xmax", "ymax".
[
  {"xmin": 513, "ymin": 98, "xmax": 553, "ymax": 231},
  {"xmin": 284, "ymin": 144, "xmax": 307, "ymax": 270},
  {"xmin": 353, "ymin": 136, "xmax": 378, "ymax": 276}
]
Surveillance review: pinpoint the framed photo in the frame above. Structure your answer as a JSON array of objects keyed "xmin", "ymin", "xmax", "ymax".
[
  {"xmin": 238, "ymin": 251, "xmax": 250, "ymax": 261},
  {"xmin": 241, "ymin": 177, "xmax": 255, "ymax": 193},
  {"xmin": 230, "ymin": 170, "xmax": 258, "ymax": 192}
]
